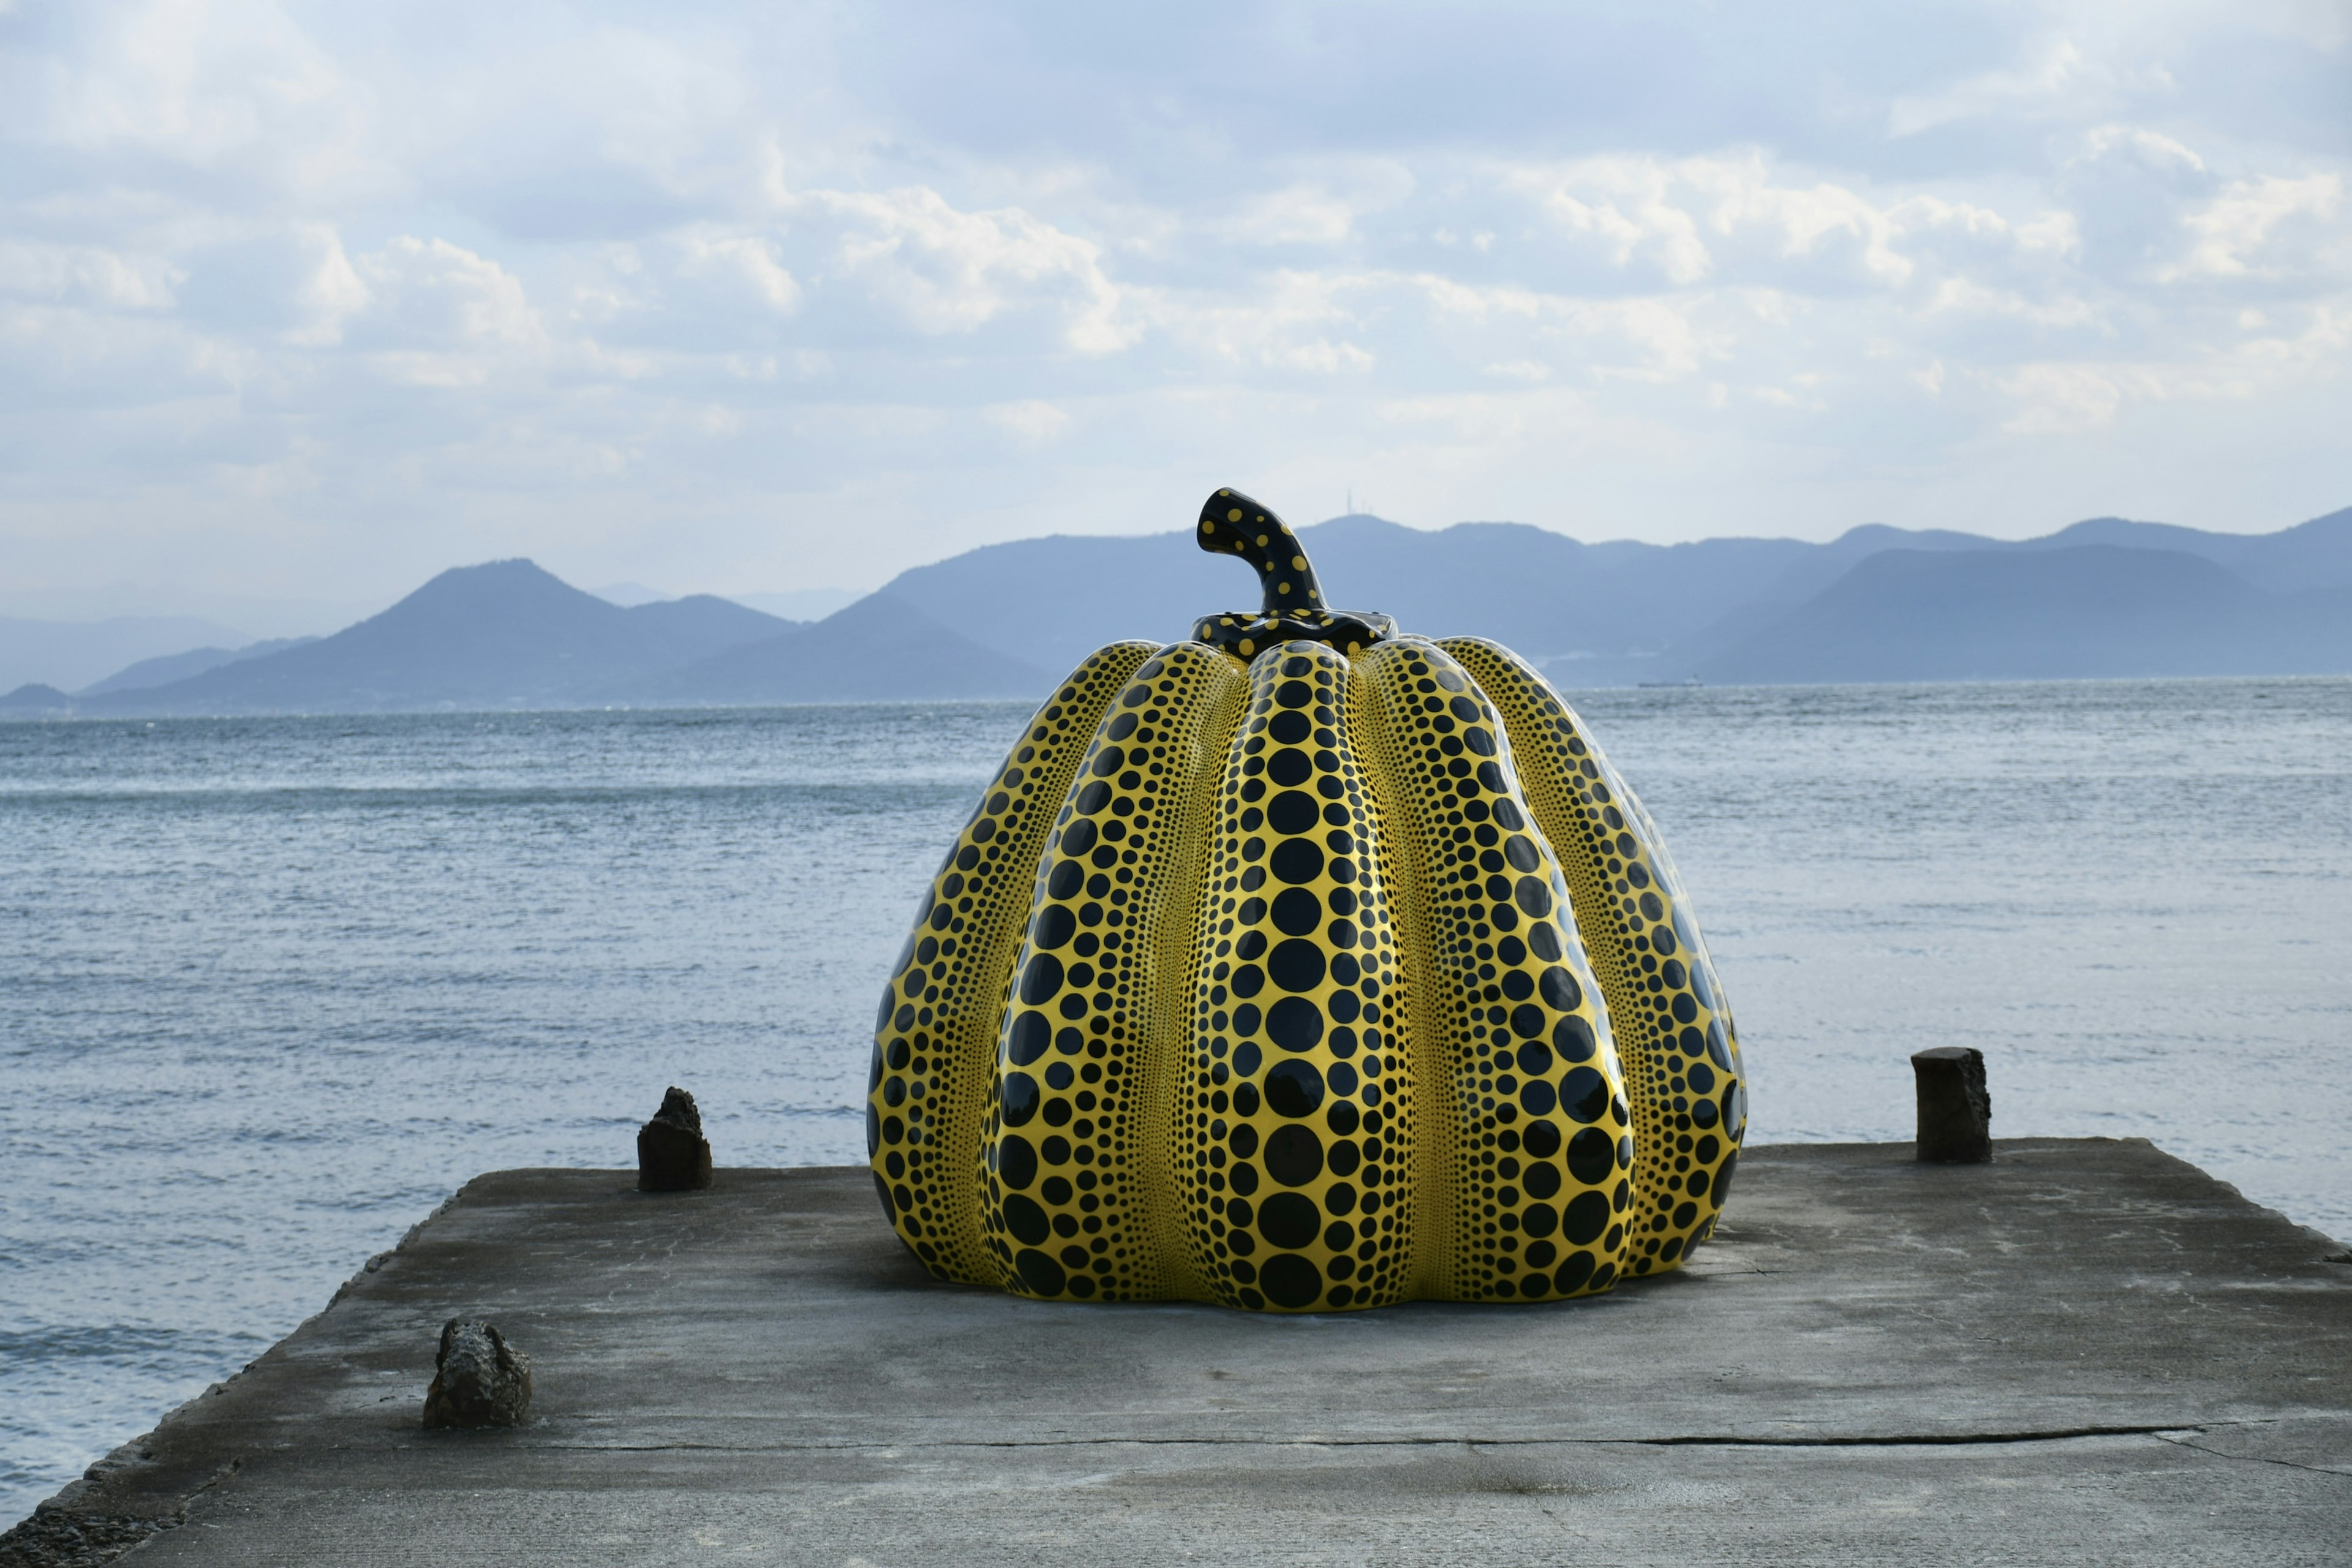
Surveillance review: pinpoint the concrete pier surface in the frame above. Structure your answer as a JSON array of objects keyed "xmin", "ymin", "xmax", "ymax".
[{"xmin": 10, "ymin": 1137, "xmax": 2350, "ymax": 1566}]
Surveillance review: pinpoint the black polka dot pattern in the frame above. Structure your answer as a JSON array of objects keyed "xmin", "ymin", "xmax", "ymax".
[
  {"xmin": 1441, "ymin": 637, "xmax": 1747, "ymax": 1274},
  {"xmin": 1175, "ymin": 643, "xmax": 1417, "ymax": 1311},
  {"xmin": 1355, "ymin": 637, "xmax": 1632, "ymax": 1300},
  {"xmin": 865, "ymin": 641, "xmax": 1160, "ymax": 1284},
  {"xmin": 864, "ymin": 492, "xmax": 1745, "ymax": 1310},
  {"xmin": 976, "ymin": 641, "xmax": 1249, "ymax": 1302}
]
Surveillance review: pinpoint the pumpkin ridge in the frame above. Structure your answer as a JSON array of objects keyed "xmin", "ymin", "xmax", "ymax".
[
  {"xmin": 1441, "ymin": 637, "xmax": 1747, "ymax": 1278},
  {"xmin": 865, "ymin": 640, "xmax": 1158, "ymax": 1284},
  {"xmin": 978, "ymin": 640, "xmax": 1247, "ymax": 1301},
  {"xmin": 1181, "ymin": 640, "xmax": 1412, "ymax": 1310},
  {"xmin": 1141, "ymin": 646, "xmax": 1251, "ymax": 1301},
  {"xmin": 1348, "ymin": 642, "xmax": 1448, "ymax": 1299},
  {"xmin": 1357, "ymin": 637, "xmax": 1632, "ymax": 1300}
]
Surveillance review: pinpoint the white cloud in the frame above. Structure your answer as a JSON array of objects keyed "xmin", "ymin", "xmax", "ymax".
[
  {"xmin": 2171, "ymin": 173, "xmax": 2345, "ymax": 277},
  {"xmin": 0, "ymin": 241, "xmax": 182, "ymax": 309},
  {"xmin": 0, "ymin": 0, "xmax": 2345, "ymax": 610}
]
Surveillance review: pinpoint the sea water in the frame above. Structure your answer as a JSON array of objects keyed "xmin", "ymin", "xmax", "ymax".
[{"xmin": 4, "ymin": 677, "xmax": 2348, "ymax": 1520}]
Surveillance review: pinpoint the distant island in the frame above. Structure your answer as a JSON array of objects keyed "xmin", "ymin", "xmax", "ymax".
[{"xmin": 3, "ymin": 502, "xmax": 2347, "ymax": 716}]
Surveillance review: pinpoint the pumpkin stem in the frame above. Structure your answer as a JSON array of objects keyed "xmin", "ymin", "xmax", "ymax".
[{"xmin": 1196, "ymin": 488, "xmax": 1326, "ymax": 614}]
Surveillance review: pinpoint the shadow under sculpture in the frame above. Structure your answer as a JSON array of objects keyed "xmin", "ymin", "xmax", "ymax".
[{"xmin": 865, "ymin": 487, "xmax": 1749, "ymax": 1311}]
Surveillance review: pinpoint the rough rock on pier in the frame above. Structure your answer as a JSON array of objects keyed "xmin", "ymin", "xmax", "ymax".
[{"xmin": 5, "ymin": 1139, "xmax": 2348, "ymax": 1566}]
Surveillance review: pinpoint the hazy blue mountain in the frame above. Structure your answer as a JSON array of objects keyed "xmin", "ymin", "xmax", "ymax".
[
  {"xmin": 874, "ymin": 502, "xmax": 2352, "ymax": 684},
  {"xmin": 734, "ymin": 588, "xmax": 861, "ymax": 621},
  {"xmin": 0, "ymin": 683, "xmax": 75, "ymax": 715},
  {"xmin": 1697, "ymin": 546, "xmax": 2352, "ymax": 684},
  {"xmin": 636, "ymin": 592, "xmax": 1050, "ymax": 704},
  {"xmin": 86, "ymin": 562, "xmax": 797, "ymax": 715},
  {"xmin": 79, "ymin": 636, "xmax": 320, "ymax": 696},
  {"xmin": 2013, "ymin": 506, "xmax": 2352, "ymax": 593},
  {"xmin": 589, "ymin": 581, "xmax": 672, "ymax": 606},
  {"xmin": 0, "ymin": 614, "xmax": 251, "ymax": 694},
  {"xmin": 33, "ymin": 499, "xmax": 2352, "ymax": 715}
]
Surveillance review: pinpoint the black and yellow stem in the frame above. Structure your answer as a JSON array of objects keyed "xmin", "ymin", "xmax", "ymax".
[
  {"xmin": 1192, "ymin": 486, "xmax": 1395, "ymax": 660},
  {"xmin": 1197, "ymin": 489, "xmax": 1325, "ymax": 612}
]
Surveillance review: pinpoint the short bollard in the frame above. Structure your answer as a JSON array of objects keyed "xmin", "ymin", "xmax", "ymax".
[
  {"xmin": 637, "ymin": 1085, "xmax": 714, "ymax": 1192},
  {"xmin": 1912, "ymin": 1046, "xmax": 1991, "ymax": 1163},
  {"xmin": 423, "ymin": 1319, "xmax": 532, "ymax": 1429}
]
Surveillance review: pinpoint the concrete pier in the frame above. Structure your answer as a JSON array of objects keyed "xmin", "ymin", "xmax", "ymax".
[{"xmin": 9, "ymin": 1138, "xmax": 2350, "ymax": 1565}]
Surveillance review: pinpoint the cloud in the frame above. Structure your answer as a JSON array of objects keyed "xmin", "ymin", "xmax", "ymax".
[{"xmin": 0, "ymin": 0, "xmax": 2346, "ymax": 615}]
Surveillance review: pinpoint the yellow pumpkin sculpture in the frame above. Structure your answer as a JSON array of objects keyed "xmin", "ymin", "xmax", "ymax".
[{"xmin": 865, "ymin": 488, "xmax": 1746, "ymax": 1311}]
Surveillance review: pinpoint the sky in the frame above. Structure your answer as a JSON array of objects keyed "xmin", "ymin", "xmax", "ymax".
[{"xmin": 2, "ymin": 0, "xmax": 2348, "ymax": 627}]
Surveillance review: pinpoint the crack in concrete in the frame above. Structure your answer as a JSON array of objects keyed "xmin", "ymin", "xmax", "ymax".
[
  {"xmin": 529, "ymin": 1422, "xmax": 2242, "ymax": 1456},
  {"xmin": 2154, "ymin": 1431, "xmax": 2352, "ymax": 1480}
]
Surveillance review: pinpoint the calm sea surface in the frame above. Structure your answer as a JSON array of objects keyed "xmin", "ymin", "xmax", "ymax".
[{"xmin": 4, "ymin": 679, "xmax": 2349, "ymax": 1520}]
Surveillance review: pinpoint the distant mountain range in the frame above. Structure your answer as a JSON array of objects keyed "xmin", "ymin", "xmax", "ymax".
[
  {"xmin": 2, "ymin": 502, "xmax": 2346, "ymax": 717},
  {"xmin": 875, "ymin": 504, "xmax": 2352, "ymax": 685},
  {"xmin": 0, "ymin": 560, "xmax": 1047, "ymax": 716}
]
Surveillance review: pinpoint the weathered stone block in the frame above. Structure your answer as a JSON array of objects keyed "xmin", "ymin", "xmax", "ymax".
[
  {"xmin": 1912, "ymin": 1046, "xmax": 1991, "ymax": 1163},
  {"xmin": 636, "ymin": 1085, "xmax": 712, "ymax": 1192},
  {"xmin": 422, "ymin": 1319, "xmax": 532, "ymax": 1430}
]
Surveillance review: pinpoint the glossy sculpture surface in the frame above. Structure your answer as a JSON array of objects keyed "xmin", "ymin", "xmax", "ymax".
[{"xmin": 865, "ymin": 488, "xmax": 1746, "ymax": 1311}]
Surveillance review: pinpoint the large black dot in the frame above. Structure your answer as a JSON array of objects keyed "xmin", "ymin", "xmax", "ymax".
[
  {"xmin": 1515, "ymin": 876, "xmax": 1553, "ymax": 918},
  {"xmin": 1047, "ymin": 860, "xmax": 1084, "ymax": 899},
  {"xmin": 1230, "ymin": 964, "xmax": 1265, "ymax": 998},
  {"xmin": 1267, "ymin": 791, "xmax": 1319, "ymax": 835},
  {"xmin": 1268, "ymin": 939, "xmax": 1325, "ymax": 992},
  {"xmin": 1276, "ymin": 679, "xmax": 1313, "ymax": 708},
  {"xmin": 1559, "ymin": 1066, "xmax": 1609, "ymax": 1123},
  {"xmin": 1520, "ymin": 1079, "xmax": 1556, "ymax": 1115},
  {"xmin": 1257, "ymin": 1192, "xmax": 1321, "ymax": 1249},
  {"xmin": 1526, "ymin": 921, "xmax": 1562, "ymax": 960},
  {"xmin": 1562, "ymin": 1191, "xmax": 1610, "ymax": 1245},
  {"xmin": 1000, "ymin": 1072, "xmax": 1041, "ymax": 1126},
  {"xmin": 1272, "ymin": 888, "xmax": 1322, "ymax": 935},
  {"xmin": 1554, "ymin": 1250, "xmax": 1597, "ymax": 1294},
  {"xmin": 1492, "ymin": 797, "xmax": 1526, "ymax": 832},
  {"xmin": 1268, "ymin": 710, "xmax": 1311, "ymax": 744},
  {"xmin": 1020, "ymin": 953, "xmax": 1064, "ymax": 1005},
  {"xmin": 1270, "ymin": 839, "xmax": 1324, "ymax": 884},
  {"xmin": 1520, "ymin": 1202, "xmax": 1558, "ymax": 1239},
  {"xmin": 1264, "ymin": 1125, "xmax": 1325, "ymax": 1185},
  {"xmin": 1259, "ymin": 1253, "xmax": 1322, "ymax": 1309},
  {"xmin": 1510, "ymin": 1003, "xmax": 1545, "ymax": 1041},
  {"xmin": 1552, "ymin": 1015, "xmax": 1596, "ymax": 1063},
  {"xmin": 1516, "ymin": 1041, "xmax": 1553, "ymax": 1077},
  {"xmin": 1008, "ymin": 1011, "xmax": 1051, "ymax": 1066},
  {"xmin": 1566, "ymin": 1127, "xmax": 1614, "ymax": 1185},
  {"xmin": 1539, "ymin": 967, "xmax": 1581, "ymax": 1011},
  {"xmin": 1504, "ymin": 835, "xmax": 1540, "ymax": 872},
  {"xmin": 1032, "ymin": 905, "xmax": 1075, "ymax": 950},
  {"xmin": 1267, "ymin": 997, "xmax": 1325, "ymax": 1052},
  {"xmin": 1268, "ymin": 749, "xmax": 1313, "ymax": 786},
  {"xmin": 1265, "ymin": 1059, "xmax": 1325, "ymax": 1118},
  {"xmin": 999, "ymin": 1134, "xmax": 1039, "ymax": 1189},
  {"xmin": 1016, "ymin": 1249, "xmax": 1067, "ymax": 1296},
  {"xmin": 1002, "ymin": 1193, "xmax": 1050, "ymax": 1245},
  {"xmin": 1521, "ymin": 1119, "xmax": 1561, "ymax": 1158},
  {"xmin": 1523, "ymin": 1161, "xmax": 1562, "ymax": 1199}
]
